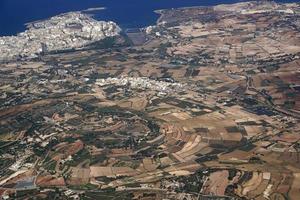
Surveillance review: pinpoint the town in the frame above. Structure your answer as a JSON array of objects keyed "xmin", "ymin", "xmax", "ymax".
[{"xmin": 0, "ymin": 12, "xmax": 121, "ymax": 61}]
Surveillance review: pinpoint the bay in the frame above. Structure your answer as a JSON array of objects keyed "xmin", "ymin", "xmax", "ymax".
[{"xmin": 0, "ymin": 0, "xmax": 297, "ymax": 36}]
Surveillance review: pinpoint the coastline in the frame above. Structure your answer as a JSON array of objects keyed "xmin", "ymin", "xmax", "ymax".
[
  {"xmin": 1, "ymin": 0, "xmax": 299, "ymax": 36},
  {"xmin": 154, "ymin": 5, "xmax": 208, "ymax": 25},
  {"xmin": 24, "ymin": 11, "xmax": 82, "ymax": 29},
  {"xmin": 25, "ymin": 7, "xmax": 107, "ymax": 30}
]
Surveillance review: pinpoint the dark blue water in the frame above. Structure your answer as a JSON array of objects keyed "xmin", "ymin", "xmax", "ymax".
[{"xmin": 0, "ymin": 0, "xmax": 298, "ymax": 36}]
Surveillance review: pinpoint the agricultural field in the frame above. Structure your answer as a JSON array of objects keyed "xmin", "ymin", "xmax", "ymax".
[{"xmin": 1, "ymin": 1, "xmax": 300, "ymax": 200}]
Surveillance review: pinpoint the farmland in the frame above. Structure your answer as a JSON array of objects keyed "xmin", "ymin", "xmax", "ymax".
[{"xmin": 1, "ymin": 1, "xmax": 300, "ymax": 200}]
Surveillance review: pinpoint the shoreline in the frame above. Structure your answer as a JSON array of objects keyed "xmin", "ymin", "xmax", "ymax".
[
  {"xmin": 1, "ymin": 0, "xmax": 299, "ymax": 37},
  {"xmin": 25, "ymin": 11, "xmax": 82, "ymax": 29},
  {"xmin": 25, "ymin": 7, "xmax": 107, "ymax": 31}
]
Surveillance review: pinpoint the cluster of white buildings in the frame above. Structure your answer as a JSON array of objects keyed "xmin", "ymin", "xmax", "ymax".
[
  {"xmin": 0, "ymin": 12, "xmax": 121, "ymax": 61},
  {"xmin": 8, "ymin": 150, "xmax": 33, "ymax": 171},
  {"xmin": 96, "ymin": 76, "xmax": 185, "ymax": 94}
]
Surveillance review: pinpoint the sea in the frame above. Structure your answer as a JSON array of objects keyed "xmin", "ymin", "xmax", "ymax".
[{"xmin": 0, "ymin": 0, "xmax": 298, "ymax": 36}]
